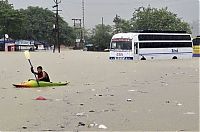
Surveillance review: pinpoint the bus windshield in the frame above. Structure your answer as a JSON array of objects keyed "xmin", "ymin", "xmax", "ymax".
[
  {"xmin": 111, "ymin": 41, "xmax": 132, "ymax": 50},
  {"xmin": 193, "ymin": 37, "xmax": 200, "ymax": 46}
]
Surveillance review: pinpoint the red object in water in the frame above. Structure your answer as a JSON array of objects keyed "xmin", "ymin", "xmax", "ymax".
[{"xmin": 35, "ymin": 96, "xmax": 47, "ymax": 100}]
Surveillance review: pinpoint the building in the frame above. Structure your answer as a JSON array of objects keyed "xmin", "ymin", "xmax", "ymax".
[
  {"xmin": 0, "ymin": 38, "xmax": 15, "ymax": 51},
  {"xmin": 15, "ymin": 40, "xmax": 35, "ymax": 51}
]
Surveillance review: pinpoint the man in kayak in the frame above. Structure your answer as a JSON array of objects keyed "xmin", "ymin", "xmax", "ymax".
[{"xmin": 31, "ymin": 66, "xmax": 50, "ymax": 82}]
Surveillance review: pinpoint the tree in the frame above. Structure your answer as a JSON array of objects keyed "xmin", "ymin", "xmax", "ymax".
[
  {"xmin": 0, "ymin": 2, "xmax": 76, "ymax": 46},
  {"xmin": 113, "ymin": 14, "xmax": 131, "ymax": 33},
  {"xmin": 19, "ymin": 6, "xmax": 75, "ymax": 45},
  {"xmin": 90, "ymin": 24, "xmax": 113, "ymax": 50},
  {"xmin": 0, "ymin": 0, "xmax": 24, "ymax": 39},
  {"xmin": 112, "ymin": 6, "xmax": 192, "ymax": 33},
  {"xmin": 130, "ymin": 6, "xmax": 192, "ymax": 33}
]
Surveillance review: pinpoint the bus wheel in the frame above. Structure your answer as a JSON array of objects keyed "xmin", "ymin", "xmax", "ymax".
[
  {"xmin": 172, "ymin": 56, "xmax": 177, "ymax": 59},
  {"xmin": 141, "ymin": 56, "xmax": 146, "ymax": 60}
]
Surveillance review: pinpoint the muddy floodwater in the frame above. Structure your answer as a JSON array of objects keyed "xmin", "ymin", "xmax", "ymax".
[{"xmin": 0, "ymin": 50, "xmax": 199, "ymax": 131}]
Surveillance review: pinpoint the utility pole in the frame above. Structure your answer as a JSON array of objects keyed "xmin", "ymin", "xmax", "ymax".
[
  {"xmin": 82, "ymin": 0, "xmax": 85, "ymax": 46},
  {"xmin": 102, "ymin": 17, "xmax": 104, "ymax": 27},
  {"xmin": 53, "ymin": 0, "xmax": 61, "ymax": 53},
  {"xmin": 72, "ymin": 18, "xmax": 83, "ymax": 49},
  {"xmin": 3, "ymin": 16, "xmax": 6, "ymax": 49}
]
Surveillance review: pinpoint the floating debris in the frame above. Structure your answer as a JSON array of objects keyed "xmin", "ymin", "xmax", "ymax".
[
  {"xmin": 98, "ymin": 124, "xmax": 107, "ymax": 129},
  {"xmin": 184, "ymin": 112, "xmax": 195, "ymax": 115},
  {"xmin": 137, "ymin": 91, "xmax": 148, "ymax": 93},
  {"xmin": 165, "ymin": 101, "xmax": 170, "ymax": 104},
  {"xmin": 89, "ymin": 110, "xmax": 95, "ymax": 113},
  {"xmin": 128, "ymin": 90, "xmax": 136, "ymax": 92},
  {"xmin": 127, "ymin": 99, "xmax": 132, "ymax": 102},
  {"xmin": 176, "ymin": 103, "xmax": 183, "ymax": 106},
  {"xmin": 91, "ymin": 89, "xmax": 95, "ymax": 91},
  {"xmin": 42, "ymin": 129, "xmax": 55, "ymax": 131},
  {"xmin": 107, "ymin": 103, "xmax": 115, "ymax": 106},
  {"xmin": 35, "ymin": 96, "xmax": 47, "ymax": 100},
  {"xmin": 55, "ymin": 99, "xmax": 62, "ymax": 101},
  {"xmin": 22, "ymin": 126, "xmax": 27, "ymax": 129},
  {"xmin": 78, "ymin": 122, "xmax": 86, "ymax": 127},
  {"xmin": 95, "ymin": 94, "xmax": 103, "ymax": 97},
  {"xmin": 76, "ymin": 112, "xmax": 86, "ymax": 117},
  {"xmin": 84, "ymin": 83, "xmax": 95, "ymax": 86},
  {"xmin": 102, "ymin": 109, "xmax": 109, "ymax": 112},
  {"xmin": 60, "ymin": 124, "xmax": 65, "ymax": 128},
  {"xmin": 88, "ymin": 122, "xmax": 98, "ymax": 128}
]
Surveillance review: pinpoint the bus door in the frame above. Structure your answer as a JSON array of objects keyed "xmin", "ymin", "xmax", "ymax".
[
  {"xmin": 134, "ymin": 42, "xmax": 138, "ymax": 54},
  {"xmin": 133, "ymin": 42, "xmax": 140, "ymax": 59}
]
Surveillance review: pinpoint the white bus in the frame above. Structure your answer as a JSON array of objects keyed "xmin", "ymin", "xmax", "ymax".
[{"xmin": 109, "ymin": 31, "xmax": 193, "ymax": 60}]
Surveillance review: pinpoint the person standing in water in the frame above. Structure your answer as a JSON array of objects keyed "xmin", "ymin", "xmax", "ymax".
[{"xmin": 31, "ymin": 66, "xmax": 50, "ymax": 82}]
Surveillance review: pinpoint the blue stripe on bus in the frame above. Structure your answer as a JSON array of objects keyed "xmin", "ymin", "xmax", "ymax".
[
  {"xmin": 193, "ymin": 54, "xmax": 200, "ymax": 57},
  {"xmin": 140, "ymin": 52, "xmax": 192, "ymax": 55}
]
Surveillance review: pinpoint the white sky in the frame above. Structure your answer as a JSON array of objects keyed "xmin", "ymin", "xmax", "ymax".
[{"xmin": 8, "ymin": 0, "xmax": 200, "ymax": 35}]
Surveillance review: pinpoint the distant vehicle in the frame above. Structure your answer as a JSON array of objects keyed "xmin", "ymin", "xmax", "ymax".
[
  {"xmin": 192, "ymin": 36, "xmax": 200, "ymax": 57},
  {"xmin": 109, "ymin": 30, "xmax": 193, "ymax": 60},
  {"xmin": 83, "ymin": 44, "xmax": 94, "ymax": 51}
]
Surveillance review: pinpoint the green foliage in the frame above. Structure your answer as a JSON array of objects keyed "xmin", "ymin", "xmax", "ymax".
[
  {"xmin": 131, "ymin": 7, "xmax": 191, "ymax": 33},
  {"xmin": 0, "ymin": 1, "xmax": 75, "ymax": 46},
  {"xmin": 113, "ymin": 15, "xmax": 131, "ymax": 33},
  {"xmin": 113, "ymin": 6, "xmax": 192, "ymax": 33},
  {"xmin": 90, "ymin": 24, "xmax": 113, "ymax": 50},
  {"xmin": 19, "ymin": 7, "xmax": 55, "ymax": 41},
  {"xmin": 0, "ymin": 0, "xmax": 24, "ymax": 39},
  {"xmin": 59, "ymin": 22, "xmax": 76, "ymax": 46},
  {"xmin": 19, "ymin": 6, "xmax": 75, "ymax": 45}
]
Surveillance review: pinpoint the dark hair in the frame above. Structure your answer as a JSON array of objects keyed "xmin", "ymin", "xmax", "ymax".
[{"xmin": 37, "ymin": 66, "xmax": 43, "ymax": 70}]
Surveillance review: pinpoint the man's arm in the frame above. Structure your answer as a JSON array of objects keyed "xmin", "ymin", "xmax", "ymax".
[{"xmin": 31, "ymin": 67, "xmax": 38, "ymax": 75}]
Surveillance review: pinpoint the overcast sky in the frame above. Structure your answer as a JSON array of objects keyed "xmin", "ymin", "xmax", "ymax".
[{"xmin": 8, "ymin": 0, "xmax": 200, "ymax": 35}]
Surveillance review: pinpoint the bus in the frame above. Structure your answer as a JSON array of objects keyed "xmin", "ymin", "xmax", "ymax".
[
  {"xmin": 109, "ymin": 31, "xmax": 193, "ymax": 60},
  {"xmin": 192, "ymin": 36, "xmax": 200, "ymax": 57}
]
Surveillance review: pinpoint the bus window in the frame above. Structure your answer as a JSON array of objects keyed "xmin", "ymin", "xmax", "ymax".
[
  {"xmin": 111, "ymin": 42, "xmax": 117, "ymax": 49},
  {"xmin": 139, "ymin": 42, "xmax": 192, "ymax": 48},
  {"xmin": 138, "ymin": 34, "xmax": 191, "ymax": 41},
  {"xmin": 111, "ymin": 41, "xmax": 132, "ymax": 50},
  {"xmin": 193, "ymin": 37, "xmax": 200, "ymax": 46}
]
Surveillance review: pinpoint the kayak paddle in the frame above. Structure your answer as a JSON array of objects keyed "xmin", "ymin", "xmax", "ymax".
[{"xmin": 24, "ymin": 51, "xmax": 40, "ymax": 86}]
